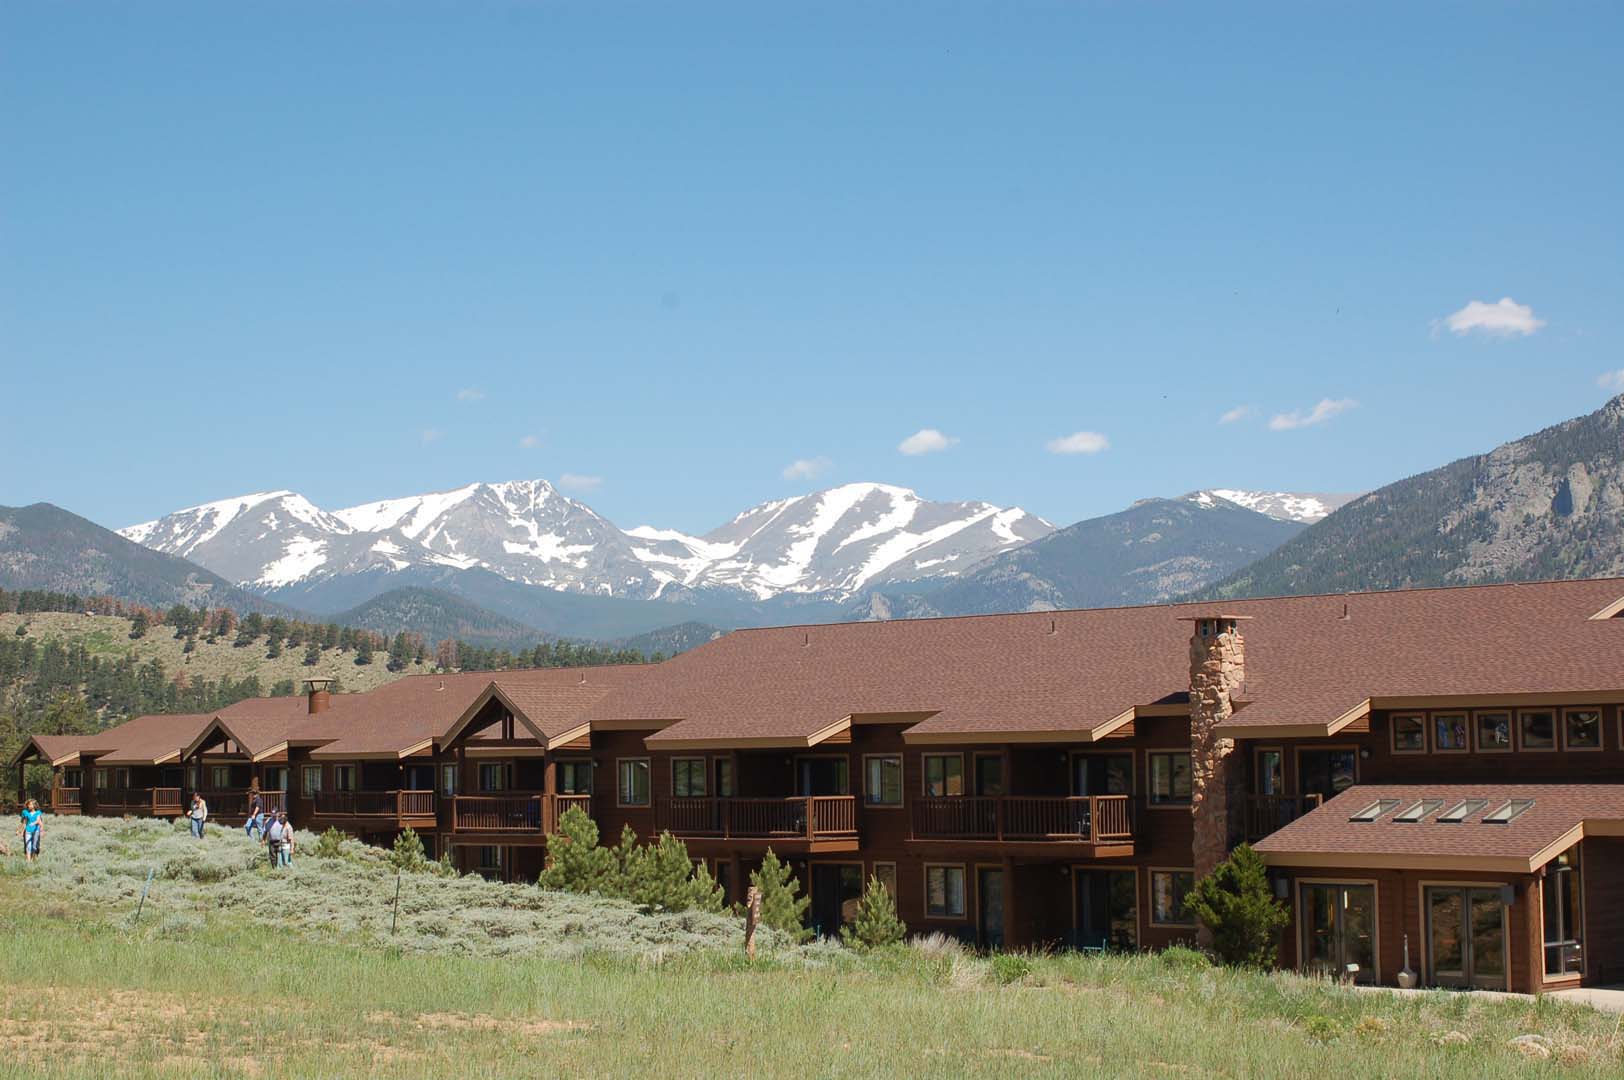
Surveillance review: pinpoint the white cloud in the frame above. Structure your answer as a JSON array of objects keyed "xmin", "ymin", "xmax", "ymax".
[
  {"xmin": 420, "ymin": 428, "xmax": 443, "ymax": 444},
  {"xmin": 456, "ymin": 387, "xmax": 485, "ymax": 401},
  {"xmin": 1440, "ymin": 297, "xmax": 1545, "ymax": 338},
  {"xmin": 518, "ymin": 434, "xmax": 541, "ymax": 449},
  {"xmin": 898, "ymin": 428, "xmax": 958, "ymax": 456},
  {"xmin": 1045, "ymin": 431, "xmax": 1110, "ymax": 455},
  {"xmin": 1269, "ymin": 398, "xmax": 1358, "ymax": 431},
  {"xmin": 782, "ymin": 456, "xmax": 832, "ymax": 480},
  {"xmin": 1597, "ymin": 370, "xmax": 1624, "ymax": 392},
  {"xmin": 558, "ymin": 473, "xmax": 602, "ymax": 493},
  {"xmin": 1219, "ymin": 404, "xmax": 1257, "ymax": 425}
]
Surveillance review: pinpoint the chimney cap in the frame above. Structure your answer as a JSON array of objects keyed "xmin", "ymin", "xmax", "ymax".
[{"xmin": 303, "ymin": 677, "xmax": 334, "ymax": 691}]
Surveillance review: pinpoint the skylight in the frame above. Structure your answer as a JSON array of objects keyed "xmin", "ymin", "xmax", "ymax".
[
  {"xmin": 1438, "ymin": 799, "xmax": 1488, "ymax": 823},
  {"xmin": 1349, "ymin": 799, "xmax": 1401, "ymax": 823},
  {"xmin": 1395, "ymin": 799, "xmax": 1445, "ymax": 823},
  {"xmin": 1483, "ymin": 799, "xmax": 1534, "ymax": 824}
]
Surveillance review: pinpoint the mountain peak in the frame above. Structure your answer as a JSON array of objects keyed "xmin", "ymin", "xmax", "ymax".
[{"xmin": 1183, "ymin": 489, "xmax": 1362, "ymax": 524}]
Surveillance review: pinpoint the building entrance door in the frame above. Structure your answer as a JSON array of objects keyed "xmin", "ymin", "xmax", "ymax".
[
  {"xmin": 978, "ymin": 868, "xmax": 1005, "ymax": 949},
  {"xmin": 1426, "ymin": 886, "xmax": 1507, "ymax": 989}
]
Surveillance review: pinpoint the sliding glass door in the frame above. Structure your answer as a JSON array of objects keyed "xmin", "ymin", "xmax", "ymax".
[
  {"xmin": 1300, "ymin": 883, "xmax": 1376, "ymax": 984},
  {"xmin": 1426, "ymin": 886, "xmax": 1507, "ymax": 989}
]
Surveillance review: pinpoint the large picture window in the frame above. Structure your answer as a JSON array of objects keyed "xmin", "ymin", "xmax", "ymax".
[
  {"xmin": 1150, "ymin": 870, "xmax": 1195, "ymax": 926},
  {"xmin": 864, "ymin": 755, "xmax": 902, "ymax": 806},
  {"xmin": 617, "ymin": 758, "xmax": 651, "ymax": 807},
  {"xmin": 922, "ymin": 754, "xmax": 963, "ymax": 798},
  {"xmin": 1148, "ymin": 752, "xmax": 1191, "ymax": 806},
  {"xmin": 925, "ymin": 865, "xmax": 966, "ymax": 918}
]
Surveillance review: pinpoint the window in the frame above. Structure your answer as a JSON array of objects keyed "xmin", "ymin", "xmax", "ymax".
[
  {"xmin": 672, "ymin": 758, "xmax": 707, "ymax": 798},
  {"xmin": 1475, "ymin": 711, "xmax": 1512, "ymax": 752},
  {"xmin": 440, "ymin": 763, "xmax": 459, "ymax": 797},
  {"xmin": 301, "ymin": 765, "xmax": 322, "ymax": 797},
  {"xmin": 1395, "ymin": 799, "xmax": 1445, "ymax": 823},
  {"xmin": 714, "ymin": 759, "xmax": 734, "ymax": 798},
  {"xmin": 1148, "ymin": 752, "xmax": 1192, "ymax": 806},
  {"xmin": 1255, "ymin": 749, "xmax": 1284, "ymax": 797},
  {"xmin": 923, "ymin": 754, "xmax": 964, "ymax": 798},
  {"xmin": 1349, "ymin": 799, "xmax": 1401, "ymax": 822},
  {"xmin": 973, "ymin": 754, "xmax": 1005, "ymax": 796},
  {"xmin": 62, "ymin": 768, "xmax": 82, "ymax": 790},
  {"xmin": 333, "ymin": 765, "xmax": 356, "ymax": 793},
  {"xmin": 864, "ymin": 755, "xmax": 902, "ymax": 806},
  {"xmin": 1392, "ymin": 714, "xmax": 1426, "ymax": 753},
  {"xmin": 1074, "ymin": 753, "xmax": 1134, "ymax": 796},
  {"xmin": 1483, "ymin": 798, "xmax": 1534, "ymax": 824},
  {"xmin": 1564, "ymin": 709, "xmax": 1603, "ymax": 751},
  {"xmin": 925, "ymin": 865, "xmax": 966, "ymax": 918},
  {"xmin": 476, "ymin": 846, "xmax": 502, "ymax": 874},
  {"xmin": 1543, "ymin": 846, "xmax": 1583, "ymax": 977},
  {"xmin": 93, "ymin": 768, "xmax": 109, "ymax": 790},
  {"xmin": 1520, "ymin": 710, "xmax": 1556, "ymax": 751},
  {"xmin": 797, "ymin": 756, "xmax": 850, "ymax": 796},
  {"xmin": 1438, "ymin": 798, "xmax": 1487, "ymax": 823},
  {"xmin": 556, "ymin": 760, "xmax": 592, "ymax": 795},
  {"xmin": 1150, "ymin": 870, "xmax": 1195, "ymax": 926},
  {"xmin": 1433, "ymin": 713, "xmax": 1468, "ymax": 752},
  {"xmin": 873, "ymin": 861, "xmax": 898, "ymax": 898},
  {"xmin": 209, "ymin": 765, "xmax": 232, "ymax": 789},
  {"xmin": 617, "ymin": 758, "xmax": 650, "ymax": 806},
  {"xmin": 477, "ymin": 763, "xmax": 507, "ymax": 792}
]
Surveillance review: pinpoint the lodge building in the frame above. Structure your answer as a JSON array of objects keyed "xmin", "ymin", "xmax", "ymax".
[{"xmin": 14, "ymin": 577, "xmax": 1624, "ymax": 996}]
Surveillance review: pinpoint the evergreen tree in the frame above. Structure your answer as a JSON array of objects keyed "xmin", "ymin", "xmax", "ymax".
[
  {"xmin": 387, "ymin": 632, "xmax": 411, "ymax": 673},
  {"xmin": 840, "ymin": 875, "xmax": 907, "ymax": 950},
  {"xmin": 303, "ymin": 641, "xmax": 322, "ymax": 667},
  {"xmin": 538, "ymin": 805, "xmax": 620, "ymax": 894},
  {"xmin": 354, "ymin": 637, "xmax": 374, "ymax": 666},
  {"xmin": 129, "ymin": 610, "xmax": 150, "ymax": 639},
  {"xmin": 1185, "ymin": 844, "xmax": 1290, "ymax": 968},
  {"xmin": 750, "ymin": 849, "xmax": 812, "ymax": 943},
  {"xmin": 388, "ymin": 827, "xmax": 430, "ymax": 872},
  {"xmin": 622, "ymin": 831, "xmax": 724, "ymax": 912}
]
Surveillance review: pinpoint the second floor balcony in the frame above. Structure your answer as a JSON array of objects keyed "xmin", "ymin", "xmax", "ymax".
[
  {"xmin": 450, "ymin": 792, "xmax": 591, "ymax": 835},
  {"xmin": 909, "ymin": 795, "xmax": 1135, "ymax": 854},
  {"xmin": 92, "ymin": 787, "xmax": 184, "ymax": 816},
  {"xmin": 311, "ymin": 789, "xmax": 435, "ymax": 823},
  {"xmin": 653, "ymin": 795, "xmax": 860, "ymax": 853}
]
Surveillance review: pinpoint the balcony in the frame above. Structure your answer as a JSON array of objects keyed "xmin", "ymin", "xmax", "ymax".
[
  {"xmin": 50, "ymin": 787, "xmax": 82, "ymax": 814},
  {"xmin": 909, "ymin": 795, "xmax": 1134, "ymax": 854},
  {"xmin": 203, "ymin": 790, "xmax": 288, "ymax": 820},
  {"xmin": 92, "ymin": 787, "xmax": 184, "ymax": 816},
  {"xmin": 1243, "ymin": 794, "xmax": 1324, "ymax": 842},
  {"xmin": 450, "ymin": 793, "xmax": 591, "ymax": 836},
  {"xmin": 653, "ymin": 796, "xmax": 860, "ymax": 853},
  {"xmin": 311, "ymin": 790, "xmax": 435, "ymax": 823}
]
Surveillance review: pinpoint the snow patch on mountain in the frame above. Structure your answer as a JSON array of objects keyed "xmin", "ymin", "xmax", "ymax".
[{"xmin": 1187, "ymin": 489, "xmax": 1362, "ymax": 524}]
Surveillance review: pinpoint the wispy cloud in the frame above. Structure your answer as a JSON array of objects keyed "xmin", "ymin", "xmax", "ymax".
[
  {"xmin": 558, "ymin": 473, "xmax": 602, "ymax": 493},
  {"xmin": 1269, "ymin": 398, "xmax": 1358, "ymax": 431},
  {"xmin": 518, "ymin": 434, "xmax": 542, "ymax": 449},
  {"xmin": 420, "ymin": 428, "xmax": 443, "ymax": 444},
  {"xmin": 1438, "ymin": 297, "xmax": 1545, "ymax": 338},
  {"xmin": 1219, "ymin": 404, "xmax": 1257, "ymax": 425},
  {"xmin": 456, "ymin": 387, "xmax": 485, "ymax": 402},
  {"xmin": 1598, "ymin": 370, "xmax": 1624, "ymax": 392},
  {"xmin": 1045, "ymin": 431, "xmax": 1110, "ymax": 455},
  {"xmin": 898, "ymin": 428, "xmax": 958, "ymax": 456},
  {"xmin": 782, "ymin": 456, "xmax": 832, "ymax": 480}
]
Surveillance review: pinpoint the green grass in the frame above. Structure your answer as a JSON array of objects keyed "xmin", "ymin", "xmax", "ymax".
[
  {"xmin": 1, "ymin": 611, "xmax": 427, "ymax": 694},
  {"xmin": 3, "ymin": 816, "xmax": 1622, "ymax": 1078}
]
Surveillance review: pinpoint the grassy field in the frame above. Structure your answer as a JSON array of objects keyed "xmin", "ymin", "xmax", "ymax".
[
  {"xmin": 2, "ymin": 816, "xmax": 1622, "ymax": 1078},
  {"xmin": 1, "ymin": 611, "xmax": 429, "ymax": 693}
]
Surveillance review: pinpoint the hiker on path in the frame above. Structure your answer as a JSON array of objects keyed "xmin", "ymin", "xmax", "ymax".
[
  {"xmin": 18, "ymin": 799, "xmax": 43, "ymax": 862},
  {"xmin": 188, "ymin": 793, "xmax": 208, "ymax": 839}
]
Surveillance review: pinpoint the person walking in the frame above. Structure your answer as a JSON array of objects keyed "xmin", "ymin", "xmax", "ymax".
[
  {"xmin": 274, "ymin": 811, "xmax": 294, "ymax": 868},
  {"xmin": 18, "ymin": 799, "xmax": 43, "ymax": 863},
  {"xmin": 188, "ymin": 793, "xmax": 208, "ymax": 839},
  {"xmin": 244, "ymin": 792, "xmax": 264, "ymax": 840}
]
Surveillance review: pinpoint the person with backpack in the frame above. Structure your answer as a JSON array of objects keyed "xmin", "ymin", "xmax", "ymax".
[
  {"xmin": 188, "ymin": 793, "xmax": 208, "ymax": 839},
  {"xmin": 18, "ymin": 799, "xmax": 43, "ymax": 862}
]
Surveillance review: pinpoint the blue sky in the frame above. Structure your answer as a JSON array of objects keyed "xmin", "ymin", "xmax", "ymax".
[{"xmin": 3, "ymin": 3, "xmax": 1620, "ymax": 535}]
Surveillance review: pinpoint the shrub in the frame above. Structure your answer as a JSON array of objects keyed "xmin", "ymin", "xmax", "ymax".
[
  {"xmin": 311, "ymin": 827, "xmax": 350, "ymax": 861},
  {"xmin": 538, "ymin": 806, "xmax": 620, "ymax": 895},
  {"xmin": 1159, "ymin": 945, "xmax": 1212, "ymax": 970},
  {"xmin": 1184, "ymin": 845, "xmax": 1289, "ymax": 968},
  {"xmin": 387, "ymin": 828, "xmax": 429, "ymax": 873},
  {"xmin": 989, "ymin": 953, "xmax": 1033, "ymax": 985},
  {"xmin": 750, "ymin": 848, "xmax": 810, "ymax": 943},
  {"xmin": 840, "ymin": 875, "xmax": 906, "ymax": 951}
]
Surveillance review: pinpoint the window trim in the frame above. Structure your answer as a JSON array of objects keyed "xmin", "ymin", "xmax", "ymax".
[
  {"xmin": 301, "ymin": 764, "xmax": 322, "ymax": 797},
  {"xmin": 1148, "ymin": 867, "xmax": 1198, "ymax": 928},
  {"xmin": 616, "ymin": 757, "xmax": 652, "ymax": 808},
  {"xmin": 555, "ymin": 758, "xmax": 593, "ymax": 796},
  {"xmin": 1538, "ymin": 846, "xmax": 1585, "ymax": 985},
  {"xmin": 1294, "ymin": 877, "xmax": 1383, "ymax": 984},
  {"xmin": 922, "ymin": 862, "xmax": 968, "ymax": 920},
  {"xmin": 1518, "ymin": 709, "xmax": 1559, "ymax": 753},
  {"xmin": 1390, "ymin": 712, "xmax": 1428, "ymax": 755},
  {"xmin": 921, "ymin": 752, "xmax": 965, "ymax": 799},
  {"xmin": 861, "ymin": 754, "xmax": 904, "ymax": 808},
  {"xmin": 671, "ymin": 756, "xmax": 708, "ymax": 799},
  {"xmin": 333, "ymin": 764, "xmax": 357, "ymax": 793},
  {"xmin": 1472, "ymin": 710, "xmax": 1514, "ymax": 754},
  {"xmin": 1430, "ymin": 711, "xmax": 1470, "ymax": 755},
  {"xmin": 1145, "ymin": 749, "xmax": 1193, "ymax": 809},
  {"xmin": 1562, "ymin": 708, "xmax": 1605, "ymax": 753},
  {"xmin": 209, "ymin": 764, "xmax": 232, "ymax": 790}
]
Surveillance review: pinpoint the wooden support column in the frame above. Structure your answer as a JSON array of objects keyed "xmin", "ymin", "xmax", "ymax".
[{"xmin": 1002, "ymin": 856, "xmax": 1019, "ymax": 951}]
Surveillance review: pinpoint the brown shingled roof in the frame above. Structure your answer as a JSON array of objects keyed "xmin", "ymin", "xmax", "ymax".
[
  {"xmin": 1254, "ymin": 783, "xmax": 1624, "ymax": 872},
  {"xmin": 67, "ymin": 713, "xmax": 217, "ymax": 767}
]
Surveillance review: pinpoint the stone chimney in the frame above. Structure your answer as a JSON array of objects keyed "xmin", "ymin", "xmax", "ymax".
[
  {"xmin": 304, "ymin": 678, "xmax": 333, "ymax": 715},
  {"xmin": 1184, "ymin": 615, "xmax": 1248, "ymax": 882}
]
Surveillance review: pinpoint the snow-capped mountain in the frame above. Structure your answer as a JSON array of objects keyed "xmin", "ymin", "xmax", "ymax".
[
  {"xmin": 120, "ymin": 480, "xmax": 1051, "ymax": 604},
  {"xmin": 1184, "ymin": 489, "xmax": 1362, "ymax": 524}
]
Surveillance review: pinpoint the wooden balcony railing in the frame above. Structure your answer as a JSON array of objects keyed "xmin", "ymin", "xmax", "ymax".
[
  {"xmin": 52, "ymin": 786, "xmax": 81, "ymax": 810},
  {"xmin": 910, "ymin": 795, "xmax": 1133, "ymax": 843},
  {"xmin": 200, "ymin": 791, "xmax": 287, "ymax": 818},
  {"xmin": 450, "ymin": 792, "xmax": 589, "ymax": 833},
  {"xmin": 653, "ymin": 796, "xmax": 859, "ymax": 840},
  {"xmin": 312, "ymin": 790, "xmax": 435, "ymax": 818},
  {"xmin": 92, "ymin": 787, "xmax": 184, "ymax": 815},
  {"xmin": 1244, "ymin": 793, "xmax": 1324, "ymax": 841}
]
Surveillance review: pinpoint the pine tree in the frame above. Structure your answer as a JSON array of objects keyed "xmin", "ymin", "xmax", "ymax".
[
  {"xmin": 388, "ymin": 827, "xmax": 430, "ymax": 872},
  {"xmin": 840, "ymin": 875, "xmax": 907, "ymax": 950},
  {"xmin": 128, "ymin": 610, "xmax": 149, "ymax": 640},
  {"xmin": 750, "ymin": 849, "xmax": 811, "ymax": 943},
  {"xmin": 303, "ymin": 640, "xmax": 322, "ymax": 666},
  {"xmin": 1185, "ymin": 844, "xmax": 1290, "ymax": 968},
  {"xmin": 622, "ymin": 831, "xmax": 723, "ymax": 912},
  {"xmin": 354, "ymin": 638, "xmax": 374, "ymax": 666},
  {"xmin": 387, "ymin": 632, "xmax": 410, "ymax": 673},
  {"xmin": 538, "ymin": 805, "xmax": 620, "ymax": 894}
]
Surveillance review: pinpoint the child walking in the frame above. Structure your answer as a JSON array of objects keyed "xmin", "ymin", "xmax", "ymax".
[{"xmin": 18, "ymin": 799, "xmax": 43, "ymax": 862}]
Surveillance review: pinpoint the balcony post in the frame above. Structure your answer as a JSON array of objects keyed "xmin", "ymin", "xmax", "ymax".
[
  {"xmin": 805, "ymin": 796, "xmax": 814, "ymax": 840},
  {"xmin": 995, "ymin": 797, "xmax": 1004, "ymax": 842}
]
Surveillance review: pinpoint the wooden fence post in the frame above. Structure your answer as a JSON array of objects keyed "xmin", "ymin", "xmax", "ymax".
[{"xmin": 744, "ymin": 885, "xmax": 763, "ymax": 959}]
